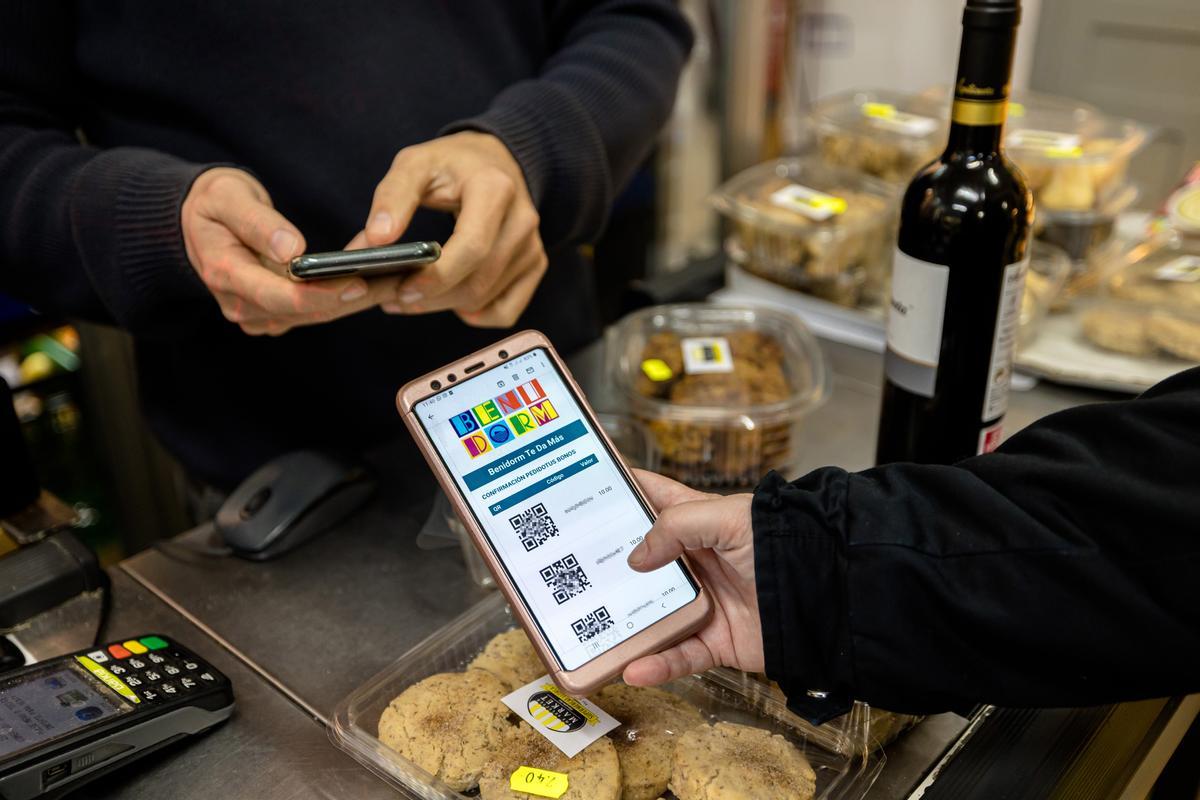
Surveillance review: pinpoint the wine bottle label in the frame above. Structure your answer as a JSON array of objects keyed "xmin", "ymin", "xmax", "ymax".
[
  {"xmin": 884, "ymin": 249, "xmax": 950, "ymax": 398},
  {"xmin": 981, "ymin": 255, "xmax": 1030, "ymax": 422},
  {"xmin": 978, "ymin": 421, "xmax": 1004, "ymax": 456}
]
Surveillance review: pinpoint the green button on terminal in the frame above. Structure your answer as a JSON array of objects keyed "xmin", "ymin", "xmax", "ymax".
[{"xmin": 140, "ymin": 636, "xmax": 169, "ymax": 651}]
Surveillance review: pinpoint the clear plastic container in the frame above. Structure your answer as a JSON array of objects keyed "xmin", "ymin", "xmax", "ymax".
[
  {"xmin": 708, "ymin": 670, "xmax": 922, "ymax": 760},
  {"xmin": 1081, "ymin": 233, "xmax": 1200, "ymax": 362},
  {"xmin": 711, "ymin": 158, "xmax": 901, "ymax": 308},
  {"xmin": 330, "ymin": 592, "xmax": 884, "ymax": 800},
  {"xmin": 446, "ymin": 413, "xmax": 660, "ymax": 589},
  {"xmin": 1006, "ymin": 102, "xmax": 1146, "ymax": 216},
  {"xmin": 810, "ymin": 89, "xmax": 948, "ymax": 185},
  {"xmin": 1018, "ymin": 241, "xmax": 1072, "ymax": 349},
  {"xmin": 606, "ymin": 304, "xmax": 829, "ymax": 490}
]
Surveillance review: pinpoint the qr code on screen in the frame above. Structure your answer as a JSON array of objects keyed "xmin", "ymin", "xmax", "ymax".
[
  {"xmin": 539, "ymin": 554, "xmax": 591, "ymax": 605},
  {"xmin": 509, "ymin": 503, "xmax": 558, "ymax": 552},
  {"xmin": 570, "ymin": 606, "xmax": 614, "ymax": 643}
]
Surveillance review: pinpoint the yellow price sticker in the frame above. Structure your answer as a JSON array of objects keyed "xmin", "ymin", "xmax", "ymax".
[
  {"xmin": 803, "ymin": 195, "xmax": 848, "ymax": 215},
  {"xmin": 510, "ymin": 766, "xmax": 569, "ymax": 798},
  {"xmin": 640, "ymin": 358, "xmax": 674, "ymax": 382},
  {"xmin": 1044, "ymin": 144, "xmax": 1084, "ymax": 159},
  {"xmin": 862, "ymin": 101, "xmax": 897, "ymax": 119}
]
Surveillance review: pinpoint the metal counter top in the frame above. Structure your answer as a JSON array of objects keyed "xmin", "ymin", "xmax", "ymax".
[
  {"xmin": 112, "ymin": 336, "xmax": 1108, "ymax": 798},
  {"xmin": 84, "ymin": 570, "xmax": 398, "ymax": 799}
]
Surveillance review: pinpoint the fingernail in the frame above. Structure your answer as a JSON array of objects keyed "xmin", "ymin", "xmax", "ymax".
[
  {"xmin": 367, "ymin": 212, "xmax": 392, "ymax": 238},
  {"xmin": 340, "ymin": 282, "xmax": 367, "ymax": 302},
  {"xmin": 400, "ymin": 289, "xmax": 423, "ymax": 304},
  {"xmin": 270, "ymin": 230, "xmax": 297, "ymax": 262},
  {"xmin": 628, "ymin": 541, "xmax": 647, "ymax": 567}
]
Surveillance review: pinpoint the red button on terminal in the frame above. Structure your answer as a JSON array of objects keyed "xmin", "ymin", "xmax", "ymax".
[{"xmin": 108, "ymin": 644, "xmax": 132, "ymax": 659}]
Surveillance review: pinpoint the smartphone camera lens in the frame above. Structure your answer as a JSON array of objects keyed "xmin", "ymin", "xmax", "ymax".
[
  {"xmin": 430, "ymin": 380, "xmax": 442, "ymax": 391},
  {"xmin": 498, "ymin": 349, "xmax": 509, "ymax": 359},
  {"xmin": 447, "ymin": 373, "xmax": 457, "ymax": 383}
]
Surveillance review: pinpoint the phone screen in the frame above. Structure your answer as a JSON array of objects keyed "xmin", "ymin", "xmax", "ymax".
[
  {"xmin": 0, "ymin": 662, "xmax": 131, "ymax": 760},
  {"xmin": 415, "ymin": 347, "xmax": 699, "ymax": 671}
]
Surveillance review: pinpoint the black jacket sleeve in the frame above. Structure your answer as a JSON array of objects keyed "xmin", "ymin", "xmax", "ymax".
[
  {"xmin": 0, "ymin": 2, "xmax": 215, "ymax": 337},
  {"xmin": 444, "ymin": 0, "xmax": 693, "ymax": 249},
  {"xmin": 754, "ymin": 366, "xmax": 1200, "ymax": 722}
]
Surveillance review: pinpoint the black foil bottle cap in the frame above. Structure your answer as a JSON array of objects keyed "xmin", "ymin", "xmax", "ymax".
[{"xmin": 963, "ymin": 0, "xmax": 1021, "ymax": 26}]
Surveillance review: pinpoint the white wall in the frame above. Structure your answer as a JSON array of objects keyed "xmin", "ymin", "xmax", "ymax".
[{"xmin": 797, "ymin": 0, "xmax": 1042, "ymax": 101}]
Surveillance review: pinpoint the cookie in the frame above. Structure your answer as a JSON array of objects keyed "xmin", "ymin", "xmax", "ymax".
[
  {"xmin": 1081, "ymin": 307, "xmax": 1155, "ymax": 356},
  {"xmin": 595, "ymin": 684, "xmax": 706, "ymax": 800},
  {"xmin": 1147, "ymin": 313, "xmax": 1200, "ymax": 362},
  {"xmin": 478, "ymin": 722, "xmax": 621, "ymax": 800},
  {"xmin": 377, "ymin": 670, "xmax": 513, "ymax": 791},
  {"xmin": 669, "ymin": 722, "xmax": 817, "ymax": 800},
  {"xmin": 469, "ymin": 627, "xmax": 547, "ymax": 691}
]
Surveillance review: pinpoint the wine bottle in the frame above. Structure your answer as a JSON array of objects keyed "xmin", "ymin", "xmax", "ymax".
[{"xmin": 875, "ymin": 0, "xmax": 1033, "ymax": 465}]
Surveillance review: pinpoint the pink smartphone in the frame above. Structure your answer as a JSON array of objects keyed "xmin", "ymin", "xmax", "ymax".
[{"xmin": 397, "ymin": 330, "xmax": 712, "ymax": 696}]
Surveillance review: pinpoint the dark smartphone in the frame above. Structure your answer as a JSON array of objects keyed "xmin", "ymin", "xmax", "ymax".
[{"xmin": 288, "ymin": 241, "xmax": 440, "ymax": 281}]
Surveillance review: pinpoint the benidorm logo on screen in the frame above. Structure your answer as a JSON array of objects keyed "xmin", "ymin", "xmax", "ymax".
[{"xmin": 449, "ymin": 378, "xmax": 559, "ymax": 458}]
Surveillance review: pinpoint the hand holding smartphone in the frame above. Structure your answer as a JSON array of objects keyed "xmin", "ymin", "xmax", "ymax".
[
  {"xmin": 288, "ymin": 241, "xmax": 440, "ymax": 281},
  {"xmin": 398, "ymin": 331, "xmax": 711, "ymax": 696}
]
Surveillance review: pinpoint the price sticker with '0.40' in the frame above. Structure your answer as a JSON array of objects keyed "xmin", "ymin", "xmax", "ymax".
[{"xmin": 510, "ymin": 766, "xmax": 569, "ymax": 798}]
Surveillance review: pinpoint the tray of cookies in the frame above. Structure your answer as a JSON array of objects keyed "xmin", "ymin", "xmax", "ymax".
[
  {"xmin": 605, "ymin": 304, "xmax": 829, "ymax": 490},
  {"xmin": 710, "ymin": 158, "xmax": 901, "ymax": 309},
  {"xmin": 329, "ymin": 592, "xmax": 883, "ymax": 800}
]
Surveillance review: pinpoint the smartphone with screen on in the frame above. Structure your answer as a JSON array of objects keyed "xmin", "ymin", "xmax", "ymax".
[
  {"xmin": 398, "ymin": 330, "xmax": 712, "ymax": 696},
  {"xmin": 288, "ymin": 241, "xmax": 440, "ymax": 281}
]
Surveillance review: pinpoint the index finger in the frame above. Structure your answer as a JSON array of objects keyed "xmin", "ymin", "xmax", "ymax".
[
  {"xmin": 203, "ymin": 177, "xmax": 306, "ymax": 267},
  {"xmin": 399, "ymin": 170, "xmax": 514, "ymax": 300},
  {"xmin": 208, "ymin": 241, "xmax": 373, "ymax": 320},
  {"xmin": 633, "ymin": 469, "xmax": 711, "ymax": 512}
]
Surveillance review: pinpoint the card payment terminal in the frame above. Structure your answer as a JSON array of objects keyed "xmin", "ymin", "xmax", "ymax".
[{"xmin": 0, "ymin": 634, "xmax": 233, "ymax": 799}]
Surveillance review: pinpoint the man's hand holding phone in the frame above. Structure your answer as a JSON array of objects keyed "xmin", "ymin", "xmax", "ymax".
[
  {"xmin": 350, "ymin": 131, "xmax": 549, "ymax": 329},
  {"xmin": 182, "ymin": 168, "xmax": 389, "ymax": 336}
]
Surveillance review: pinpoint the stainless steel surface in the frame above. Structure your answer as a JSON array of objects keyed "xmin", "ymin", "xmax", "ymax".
[
  {"xmin": 85, "ymin": 570, "xmax": 397, "ymax": 800},
  {"xmin": 110, "ymin": 335, "xmax": 1108, "ymax": 798},
  {"xmin": 122, "ymin": 486, "xmax": 490, "ymax": 723},
  {"xmin": 869, "ymin": 713, "xmax": 972, "ymax": 799}
]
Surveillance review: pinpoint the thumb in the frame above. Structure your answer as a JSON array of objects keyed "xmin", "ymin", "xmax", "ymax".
[{"xmin": 628, "ymin": 497, "xmax": 732, "ymax": 572}]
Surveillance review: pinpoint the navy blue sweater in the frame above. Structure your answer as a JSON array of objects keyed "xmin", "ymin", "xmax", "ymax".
[{"xmin": 0, "ymin": 1, "xmax": 692, "ymax": 489}]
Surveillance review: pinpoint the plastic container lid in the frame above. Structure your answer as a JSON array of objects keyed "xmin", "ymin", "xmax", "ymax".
[
  {"xmin": 608, "ymin": 303, "xmax": 829, "ymax": 419},
  {"xmin": 711, "ymin": 158, "xmax": 899, "ymax": 240},
  {"xmin": 1006, "ymin": 98, "xmax": 1146, "ymax": 167},
  {"xmin": 809, "ymin": 89, "xmax": 948, "ymax": 185},
  {"xmin": 811, "ymin": 88, "xmax": 948, "ymax": 148}
]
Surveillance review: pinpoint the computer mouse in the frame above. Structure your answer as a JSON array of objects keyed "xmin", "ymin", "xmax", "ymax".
[{"xmin": 215, "ymin": 450, "xmax": 377, "ymax": 561}]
